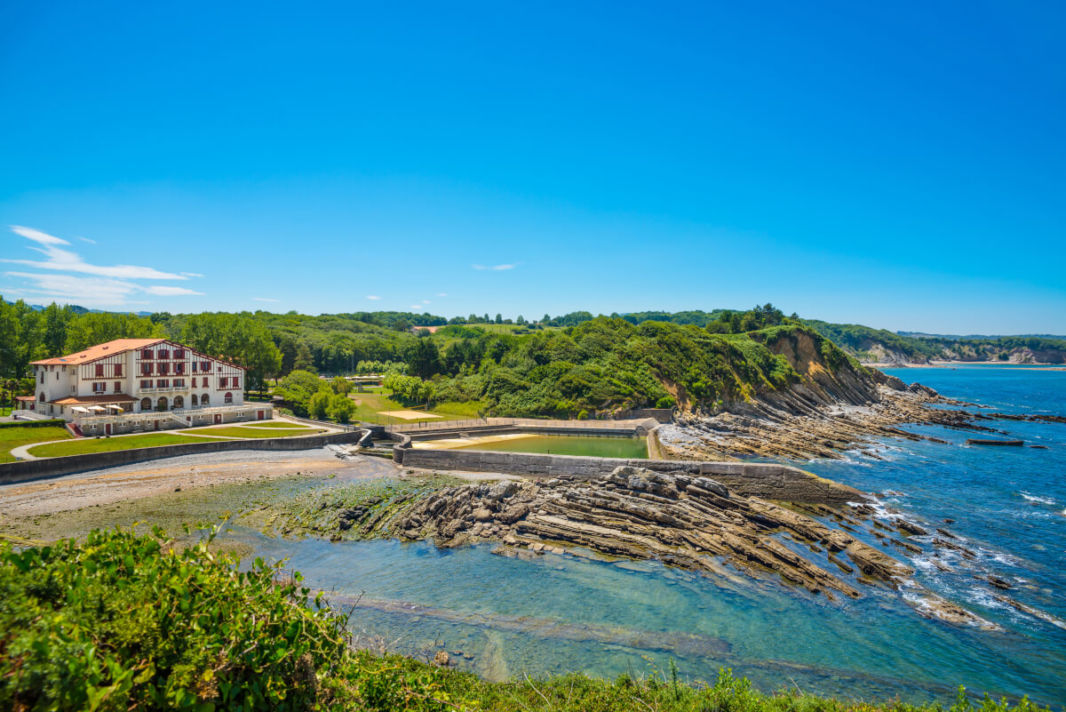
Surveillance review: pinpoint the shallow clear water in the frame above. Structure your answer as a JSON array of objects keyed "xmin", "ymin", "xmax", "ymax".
[
  {"xmin": 458, "ymin": 434, "xmax": 648, "ymax": 459},
  {"xmin": 231, "ymin": 366, "xmax": 1066, "ymax": 706}
]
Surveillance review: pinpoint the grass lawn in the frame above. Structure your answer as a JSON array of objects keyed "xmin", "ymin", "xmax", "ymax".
[
  {"xmin": 1, "ymin": 425, "xmax": 74, "ymax": 463},
  {"xmin": 28, "ymin": 433, "xmax": 228, "ymax": 458},
  {"xmin": 350, "ymin": 391, "xmax": 485, "ymax": 424},
  {"xmin": 178, "ymin": 426, "xmax": 324, "ymax": 439},
  {"xmin": 229, "ymin": 421, "xmax": 314, "ymax": 429}
]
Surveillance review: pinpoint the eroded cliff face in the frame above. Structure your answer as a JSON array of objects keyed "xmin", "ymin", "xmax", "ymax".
[{"xmin": 655, "ymin": 328, "xmax": 979, "ymax": 460}]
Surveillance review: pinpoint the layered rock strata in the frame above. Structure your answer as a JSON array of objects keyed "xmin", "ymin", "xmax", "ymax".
[{"xmin": 392, "ymin": 466, "xmax": 909, "ymax": 601}]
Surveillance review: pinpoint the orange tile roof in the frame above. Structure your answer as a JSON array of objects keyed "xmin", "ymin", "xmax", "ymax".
[
  {"xmin": 50, "ymin": 394, "xmax": 137, "ymax": 405},
  {"xmin": 31, "ymin": 338, "xmax": 166, "ymax": 366}
]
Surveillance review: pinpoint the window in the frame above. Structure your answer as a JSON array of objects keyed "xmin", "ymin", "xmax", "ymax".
[
  {"xmin": 114, "ymin": 364, "xmax": 122, "ymax": 377},
  {"xmin": 202, "ymin": 377, "xmax": 208, "ymax": 387},
  {"xmin": 191, "ymin": 362, "xmax": 198, "ymax": 372},
  {"xmin": 219, "ymin": 377, "xmax": 228, "ymax": 388},
  {"xmin": 174, "ymin": 349, "xmax": 185, "ymax": 359},
  {"xmin": 174, "ymin": 378, "xmax": 184, "ymax": 388},
  {"xmin": 95, "ymin": 364, "xmax": 104, "ymax": 377},
  {"xmin": 39, "ymin": 372, "xmax": 44, "ymax": 384},
  {"xmin": 175, "ymin": 363, "xmax": 184, "ymax": 374},
  {"xmin": 158, "ymin": 349, "xmax": 169, "ymax": 359},
  {"xmin": 232, "ymin": 378, "xmax": 240, "ymax": 390},
  {"xmin": 201, "ymin": 361, "xmax": 210, "ymax": 372},
  {"xmin": 142, "ymin": 350, "xmax": 153, "ymax": 359},
  {"xmin": 191, "ymin": 394, "xmax": 198, "ymax": 406},
  {"xmin": 141, "ymin": 397, "xmax": 152, "ymax": 411},
  {"xmin": 114, "ymin": 382, "xmax": 122, "ymax": 393},
  {"xmin": 93, "ymin": 382, "xmax": 105, "ymax": 393},
  {"xmin": 39, "ymin": 392, "xmax": 45, "ymax": 402},
  {"xmin": 224, "ymin": 392, "xmax": 233, "ymax": 404},
  {"xmin": 142, "ymin": 363, "xmax": 153, "ymax": 376},
  {"xmin": 140, "ymin": 380, "xmax": 152, "ymax": 389},
  {"xmin": 201, "ymin": 394, "xmax": 210, "ymax": 406},
  {"xmin": 158, "ymin": 363, "xmax": 169, "ymax": 375},
  {"xmin": 156, "ymin": 379, "xmax": 169, "ymax": 388}
]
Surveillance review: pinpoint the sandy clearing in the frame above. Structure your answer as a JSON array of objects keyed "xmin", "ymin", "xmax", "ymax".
[{"xmin": 379, "ymin": 410, "xmax": 443, "ymax": 420}]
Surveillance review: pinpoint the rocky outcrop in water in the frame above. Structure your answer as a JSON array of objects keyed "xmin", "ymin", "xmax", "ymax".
[
  {"xmin": 391, "ymin": 466, "xmax": 914, "ymax": 601},
  {"xmin": 657, "ymin": 384, "xmax": 1027, "ymax": 461}
]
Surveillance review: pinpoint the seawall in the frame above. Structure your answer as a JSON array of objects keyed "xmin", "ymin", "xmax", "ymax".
[{"xmin": 0, "ymin": 430, "xmax": 365, "ymax": 486}]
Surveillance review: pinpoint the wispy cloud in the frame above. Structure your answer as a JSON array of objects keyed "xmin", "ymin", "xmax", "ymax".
[
  {"xmin": 4, "ymin": 225, "xmax": 205, "ymax": 307},
  {"xmin": 366, "ymin": 295, "xmax": 382, "ymax": 301},
  {"xmin": 253, "ymin": 297, "xmax": 281, "ymax": 303},
  {"xmin": 144, "ymin": 285, "xmax": 204, "ymax": 296},
  {"xmin": 472, "ymin": 263, "xmax": 516, "ymax": 271},
  {"xmin": 409, "ymin": 304, "xmax": 423, "ymax": 310},
  {"xmin": 6, "ymin": 226, "xmax": 189, "ymax": 280},
  {"xmin": 5, "ymin": 271, "xmax": 150, "ymax": 309},
  {"xmin": 437, "ymin": 292, "xmax": 448, "ymax": 297},
  {"xmin": 422, "ymin": 299, "xmax": 431, "ymax": 304},
  {"xmin": 180, "ymin": 272, "xmax": 205, "ymax": 278}
]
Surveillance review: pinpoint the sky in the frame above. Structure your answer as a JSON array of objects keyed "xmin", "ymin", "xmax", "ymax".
[{"xmin": 1, "ymin": 1, "xmax": 1063, "ymax": 334}]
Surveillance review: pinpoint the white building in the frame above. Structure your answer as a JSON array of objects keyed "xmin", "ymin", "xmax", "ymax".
[{"xmin": 22, "ymin": 338, "xmax": 271, "ymax": 434}]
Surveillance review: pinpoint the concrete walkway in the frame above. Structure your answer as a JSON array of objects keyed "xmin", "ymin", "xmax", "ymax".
[{"xmin": 9, "ymin": 417, "xmax": 338, "ymax": 461}]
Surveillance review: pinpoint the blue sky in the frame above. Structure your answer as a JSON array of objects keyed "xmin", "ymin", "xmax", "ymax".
[{"xmin": 1, "ymin": 1, "xmax": 1063, "ymax": 333}]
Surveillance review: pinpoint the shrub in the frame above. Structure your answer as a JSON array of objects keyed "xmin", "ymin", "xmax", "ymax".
[
  {"xmin": 308, "ymin": 391, "xmax": 331, "ymax": 420},
  {"xmin": 0, "ymin": 528, "xmax": 349, "ymax": 711},
  {"xmin": 327, "ymin": 394, "xmax": 356, "ymax": 424}
]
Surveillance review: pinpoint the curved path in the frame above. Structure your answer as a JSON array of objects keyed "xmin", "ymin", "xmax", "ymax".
[{"xmin": 9, "ymin": 415, "xmax": 343, "ymax": 461}]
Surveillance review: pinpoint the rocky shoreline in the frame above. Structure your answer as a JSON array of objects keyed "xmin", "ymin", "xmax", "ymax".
[
  {"xmin": 656, "ymin": 380, "xmax": 1060, "ymax": 461},
  {"xmin": 251, "ymin": 464, "xmax": 1043, "ymax": 631}
]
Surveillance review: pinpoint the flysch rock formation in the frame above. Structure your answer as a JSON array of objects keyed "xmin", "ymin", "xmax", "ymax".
[{"xmin": 382, "ymin": 466, "xmax": 996, "ymax": 629}]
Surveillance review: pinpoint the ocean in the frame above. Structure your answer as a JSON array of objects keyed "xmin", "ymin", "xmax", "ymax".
[{"xmin": 232, "ymin": 365, "xmax": 1066, "ymax": 706}]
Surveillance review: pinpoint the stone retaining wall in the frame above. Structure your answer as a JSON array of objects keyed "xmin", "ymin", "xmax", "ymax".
[
  {"xmin": 394, "ymin": 447, "xmax": 861, "ymax": 505},
  {"xmin": 0, "ymin": 431, "xmax": 365, "ymax": 486}
]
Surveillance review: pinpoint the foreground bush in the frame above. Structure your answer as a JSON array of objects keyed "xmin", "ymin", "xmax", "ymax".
[{"xmin": 0, "ymin": 529, "xmax": 1051, "ymax": 711}]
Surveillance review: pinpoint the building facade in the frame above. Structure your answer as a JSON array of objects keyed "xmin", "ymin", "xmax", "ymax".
[{"xmin": 24, "ymin": 338, "xmax": 271, "ymax": 434}]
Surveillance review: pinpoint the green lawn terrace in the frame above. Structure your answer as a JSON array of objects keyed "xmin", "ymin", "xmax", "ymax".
[{"xmin": 1, "ymin": 420, "xmax": 325, "ymax": 460}]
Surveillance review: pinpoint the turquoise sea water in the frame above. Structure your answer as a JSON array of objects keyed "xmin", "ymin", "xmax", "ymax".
[{"xmin": 233, "ymin": 366, "xmax": 1066, "ymax": 706}]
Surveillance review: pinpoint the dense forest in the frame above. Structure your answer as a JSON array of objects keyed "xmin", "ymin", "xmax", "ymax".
[{"xmin": 4, "ymin": 297, "xmax": 1065, "ymax": 418}]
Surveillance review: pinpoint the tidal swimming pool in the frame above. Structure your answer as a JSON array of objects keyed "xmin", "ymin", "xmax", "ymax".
[{"xmin": 456, "ymin": 434, "xmax": 648, "ymax": 459}]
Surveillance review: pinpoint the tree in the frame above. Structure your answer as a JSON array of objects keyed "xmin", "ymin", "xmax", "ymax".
[
  {"xmin": 327, "ymin": 394, "xmax": 356, "ymax": 423},
  {"xmin": 308, "ymin": 391, "xmax": 331, "ymax": 419},
  {"xmin": 405, "ymin": 338, "xmax": 442, "ymax": 380},
  {"xmin": 294, "ymin": 342, "xmax": 315, "ymax": 372},
  {"xmin": 516, "ymin": 315, "xmax": 526, "ymax": 325},
  {"xmin": 276, "ymin": 370, "xmax": 329, "ymax": 416},
  {"xmin": 331, "ymin": 376, "xmax": 352, "ymax": 395},
  {"xmin": 494, "ymin": 313, "xmax": 503, "ymax": 324}
]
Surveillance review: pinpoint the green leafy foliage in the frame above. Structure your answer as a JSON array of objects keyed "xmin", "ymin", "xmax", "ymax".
[{"xmin": 0, "ymin": 530, "xmax": 1050, "ymax": 712}]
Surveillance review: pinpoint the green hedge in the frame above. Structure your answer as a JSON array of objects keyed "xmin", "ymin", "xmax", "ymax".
[{"xmin": 0, "ymin": 418, "xmax": 66, "ymax": 429}]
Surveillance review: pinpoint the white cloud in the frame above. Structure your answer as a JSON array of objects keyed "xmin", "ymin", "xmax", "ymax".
[
  {"xmin": 472, "ymin": 263, "xmax": 516, "ymax": 271},
  {"xmin": 422, "ymin": 299, "xmax": 431, "ymax": 304},
  {"xmin": 4, "ymin": 226, "xmax": 207, "ymax": 307},
  {"xmin": 409, "ymin": 304, "xmax": 423, "ymax": 310},
  {"xmin": 366, "ymin": 295, "xmax": 382, "ymax": 301},
  {"xmin": 253, "ymin": 297, "xmax": 280, "ymax": 303},
  {"xmin": 144, "ymin": 285, "xmax": 204, "ymax": 296},
  {"xmin": 437, "ymin": 292, "xmax": 448, "ymax": 297},
  {"xmin": 6, "ymin": 225, "xmax": 188, "ymax": 280}
]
